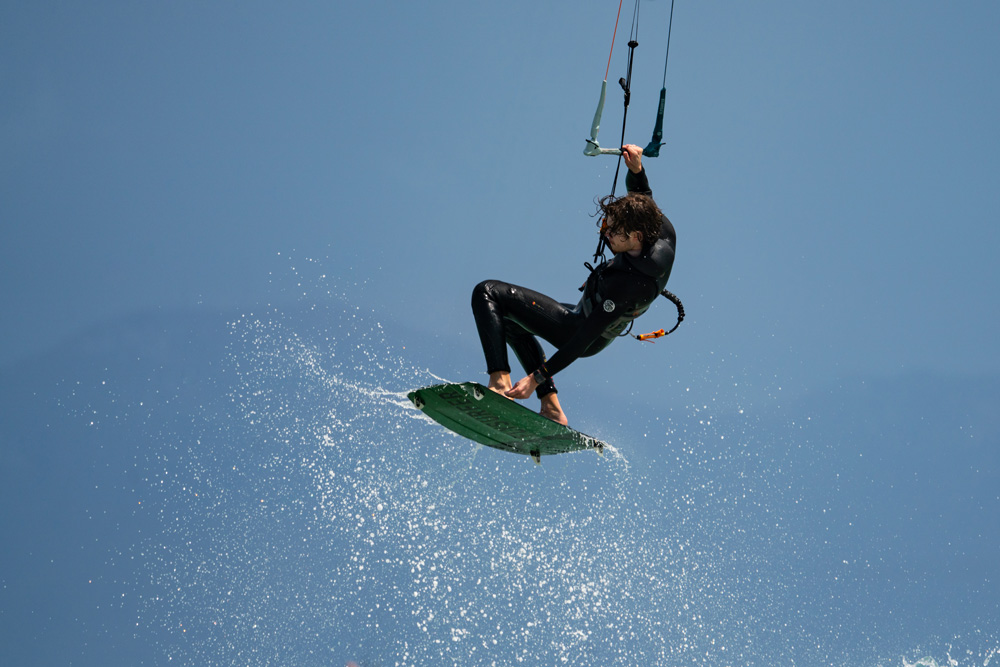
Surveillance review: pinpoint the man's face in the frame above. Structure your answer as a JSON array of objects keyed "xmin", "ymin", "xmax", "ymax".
[{"xmin": 605, "ymin": 228, "xmax": 643, "ymax": 254}]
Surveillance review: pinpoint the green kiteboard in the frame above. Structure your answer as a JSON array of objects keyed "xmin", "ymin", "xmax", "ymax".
[{"xmin": 407, "ymin": 382, "xmax": 606, "ymax": 463}]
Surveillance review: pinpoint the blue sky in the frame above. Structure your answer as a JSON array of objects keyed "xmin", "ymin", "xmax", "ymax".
[
  {"xmin": 3, "ymin": 1, "xmax": 998, "ymax": 401},
  {"xmin": 2, "ymin": 4, "xmax": 999, "ymax": 663}
]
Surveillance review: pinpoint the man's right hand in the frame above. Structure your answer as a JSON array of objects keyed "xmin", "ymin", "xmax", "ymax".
[{"xmin": 622, "ymin": 144, "xmax": 643, "ymax": 173}]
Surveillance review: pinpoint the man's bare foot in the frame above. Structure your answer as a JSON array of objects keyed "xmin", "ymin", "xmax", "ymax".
[
  {"xmin": 539, "ymin": 394, "xmax": 568, "ymax": 425},
  {"xmin": 487, "ymin": 371, "xmax": 513, "ymax": 396}
]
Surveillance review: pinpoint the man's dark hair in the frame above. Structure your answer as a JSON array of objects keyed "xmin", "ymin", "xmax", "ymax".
[{"xmin": 596, "ymin": 192, "xmax": 663, "ymax": 249}]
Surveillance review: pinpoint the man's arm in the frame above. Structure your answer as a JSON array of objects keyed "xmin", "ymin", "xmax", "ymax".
[
  {"xmin": 621, "ymin": 143, "xmax": 655, "ymax": 197},
  {"xmin": 505, "ymin": 307, "xmax": 619, "ymax": 399},
  {"xmin": 505, "ymin": 270, "xmax": 657, "ymax": 399}
]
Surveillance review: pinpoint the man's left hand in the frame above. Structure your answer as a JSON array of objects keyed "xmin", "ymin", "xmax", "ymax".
[{"xmin": 505, "ymin": 375, "xmax": 538, "ymax": 399}]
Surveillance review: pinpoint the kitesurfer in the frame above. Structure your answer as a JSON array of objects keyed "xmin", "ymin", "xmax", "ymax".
[{"xmin": 471, "ymin": 144, "xmax": 676, "ymax": 425}]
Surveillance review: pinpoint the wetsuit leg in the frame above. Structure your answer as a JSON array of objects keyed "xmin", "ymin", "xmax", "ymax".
[{"xmin": 471, "ymin": 280, "xmax": 583, "ymax": 398}]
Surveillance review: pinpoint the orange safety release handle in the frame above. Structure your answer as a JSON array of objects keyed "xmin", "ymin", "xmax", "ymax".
[{"xmin": 636, "ymin": 329, "xmax": 666, "ymax": 342}]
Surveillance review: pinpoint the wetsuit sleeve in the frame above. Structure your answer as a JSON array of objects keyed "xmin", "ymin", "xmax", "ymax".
[
  {"xmin": 538, "ymin": 270, "xmax": 659, "ymax": 379},
  {"xmin": 626, "ymin": 167, "xmax": 652, "ymax": 196},
  {"xmin": 539, "ymin": 306, "xmax": 621, "ymax": 379}
]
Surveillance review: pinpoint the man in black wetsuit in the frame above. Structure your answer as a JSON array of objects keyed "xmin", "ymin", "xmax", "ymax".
[{"xmin": 471, "ymin": 144, "xmax": 676, "ymax": 425}]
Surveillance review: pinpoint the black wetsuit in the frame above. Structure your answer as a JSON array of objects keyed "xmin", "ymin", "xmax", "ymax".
[{"xmin": 471, "ymin": 167, "xmax": 675, "ymax": 397}]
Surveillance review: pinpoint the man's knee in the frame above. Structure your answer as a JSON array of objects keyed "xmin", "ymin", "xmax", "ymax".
[{"xmin": 472, "ymin": 280, "xmax": 502, "ymax": 305}]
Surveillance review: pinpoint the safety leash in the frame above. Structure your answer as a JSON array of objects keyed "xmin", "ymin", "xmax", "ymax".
[{"xmin": 632, "ymin": 289, "xmax": 685, "ymax": 342}]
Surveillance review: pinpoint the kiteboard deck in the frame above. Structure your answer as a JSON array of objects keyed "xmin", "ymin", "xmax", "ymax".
[{"xmin": 407, "ymin": 382, "xmax": 606, "ymax": 462}]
